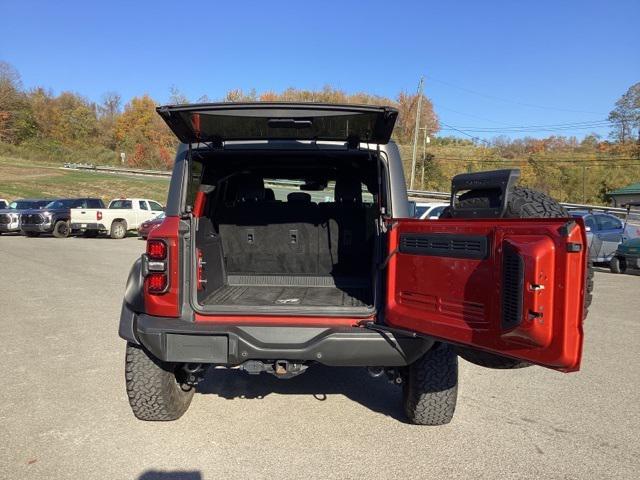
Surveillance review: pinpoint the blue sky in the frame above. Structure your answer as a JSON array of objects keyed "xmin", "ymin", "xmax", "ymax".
[{"xmin": 1, "ymin": 0, "xmax": 638, "ymax": 140}]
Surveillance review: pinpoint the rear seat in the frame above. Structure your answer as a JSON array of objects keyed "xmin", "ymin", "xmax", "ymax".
[
  {"xmin": 217, "ymin": 176, "xmax": 320, "ymax": 275},
  {"xmin": 216, "ymin": 175, "xmax": 373, "ymax": 277},
  {"xmin": 319, "ymin": 177, "xmax": 373, "ymax": 276}
]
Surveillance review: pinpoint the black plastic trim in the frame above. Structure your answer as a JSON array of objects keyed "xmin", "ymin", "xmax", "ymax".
[
  {"xmin": 134, "ymin": 314, "xmax": 433, "ymax": 366},
  {"xmin": 501, "ymin": 244, "xmax": 524, "ymax": 330},
  {"xmin": 450, "ymin": 169, "xmax": 521, "ymax": 218},
  {"xmin": 399, "ymin": 233, "xmax": 489, "ymax": 259}
]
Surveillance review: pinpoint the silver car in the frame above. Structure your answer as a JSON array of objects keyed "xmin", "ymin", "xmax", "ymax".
[{"xmin": 569, "ymin": 210, "xmax": 640, "ymax": 263}]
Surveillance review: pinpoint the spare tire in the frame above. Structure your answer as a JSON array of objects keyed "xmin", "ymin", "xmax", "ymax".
[{"xmin": 445, "ymin": 186, "xmax": 594, "ymax": 369}]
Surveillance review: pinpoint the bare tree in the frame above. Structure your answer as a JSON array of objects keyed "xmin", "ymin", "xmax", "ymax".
[{"xmin": 609, "ymin": 82, "xmax": 640, "ymax": 143}]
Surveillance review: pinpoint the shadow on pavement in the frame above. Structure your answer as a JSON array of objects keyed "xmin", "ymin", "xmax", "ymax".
[
  {"xmin": 196, "ymin": 364, "xmax": 406, "ymax": 422},
  {"xmin": 138, "ymin": 472, "xmax": 201, "ymax": 480}
]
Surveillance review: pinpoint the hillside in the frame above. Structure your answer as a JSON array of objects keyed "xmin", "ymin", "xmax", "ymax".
[{"xmin": 0, "ymin": 155, "xmax": 169, "ymax": 203}]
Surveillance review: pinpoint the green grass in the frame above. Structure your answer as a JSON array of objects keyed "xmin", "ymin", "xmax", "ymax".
[{"xmin": 0, "ymin": 156, "xmax": 169, "ymax": 203}]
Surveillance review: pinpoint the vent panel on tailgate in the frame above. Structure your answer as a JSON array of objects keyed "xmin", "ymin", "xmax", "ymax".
[
  {"xmin": 399, "ymin": 233, "xmax": 489, "ymax": 259},
  {"xmin": 501, "ymin": 245, "xmax": 524, "ymax": 330}
]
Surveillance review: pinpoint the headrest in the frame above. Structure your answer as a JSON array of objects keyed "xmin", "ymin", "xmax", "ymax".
[
  {"xmin": 334, "ymin": 176, "xmax": 362, "ymax": 204},
  {"xmin": 264, "ymin": 188, "xmax": 276, "ymax": 201},
  {"xmin": 287, "ymin": 192, "xmax": 312, "ymax": 203},
  {"xmin": 236, "ymin": 175, "xmax": 265, "ymax": 202}
]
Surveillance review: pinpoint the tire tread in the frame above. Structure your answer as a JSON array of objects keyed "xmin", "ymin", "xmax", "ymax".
[
  {"xmin": 125, "ymin": 343, "xmax": 194, "ymax": 421},
  {"xmin": 403, "ymin": 343, "xmax": 458, "ymax": 426}
]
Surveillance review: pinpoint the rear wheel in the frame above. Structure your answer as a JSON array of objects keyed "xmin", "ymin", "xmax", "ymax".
[
  {"xmin": 125, "ymin": 343, "xmax": 194, "ymax": 421},
  {"xmin": 53, "ymin": 220, "xmax": 70, "ymax": 238},
  {"xmin": 610, "ymin": 256, "xmax": 626, "ymax": 274},
  {"xmin": 445, "ymin": 186, "xmax": 594, "ymax": 369},
  {"xmin": 402, "ymin": 343, "xmax": 458, "ymax": 425},
  {"xmin": 110, "ymin": 221, "xmax": 127, "ymax": 239}
]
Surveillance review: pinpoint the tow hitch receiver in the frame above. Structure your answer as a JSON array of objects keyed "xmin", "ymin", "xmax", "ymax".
[{"xmin": 240, "ymin": 360, "xmax": 308, "ymax": 379}]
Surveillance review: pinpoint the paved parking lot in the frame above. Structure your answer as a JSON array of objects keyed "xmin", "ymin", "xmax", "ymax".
[{"xmin": 1, "ymin": 235, "xmax": 639, "ymax": 479}]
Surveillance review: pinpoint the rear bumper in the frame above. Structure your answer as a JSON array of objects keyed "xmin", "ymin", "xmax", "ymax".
[
  {"xmin": 70, "ymin": 222, "xmax": 107, "ymax": 231},
  {"xmin": 122, "ymin": 309, "xmax": 432, "ymax": 367}
]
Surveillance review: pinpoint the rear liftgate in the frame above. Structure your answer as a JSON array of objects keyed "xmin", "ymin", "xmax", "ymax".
[{"xmin": 385, "ymin": 170, "xmax": 586, "ymax": 372}]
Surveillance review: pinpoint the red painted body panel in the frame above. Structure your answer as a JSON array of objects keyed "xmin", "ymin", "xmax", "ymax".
[
  {"xmin": 144, "ymin": 216, "xmax": 181, "ymax": 318},
  {"xmin": 193, "ymin": 191, "xmax": 206, "ymax": 217},
  {"xmin": 386, "ymin": 218, "xmax": 586, "ymax": 372}
]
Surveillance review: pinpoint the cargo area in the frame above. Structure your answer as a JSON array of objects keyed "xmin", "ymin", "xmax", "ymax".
[{"xmin": 192, "ymin": 150, "xmax": 382, "ymax": 314}]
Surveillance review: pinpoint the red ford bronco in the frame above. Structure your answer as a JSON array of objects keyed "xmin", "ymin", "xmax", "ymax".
[{"xmin": 120, "ymin": 103, "xmax": 592, "ymax": 425}]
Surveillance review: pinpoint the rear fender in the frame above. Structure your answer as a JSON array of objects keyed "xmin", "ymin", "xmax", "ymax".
[{"xmin": 119, "ymin": 256, "xmax": 145, "ymax": 343}]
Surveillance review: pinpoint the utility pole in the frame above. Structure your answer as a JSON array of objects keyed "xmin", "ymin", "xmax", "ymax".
[
  {"xmin": 409, "ymin": 76, "xmax": 424, "ymax": 191},
  {"xmin": 420, "ymin": 127, "xmax": 430, "ymax": 189}
]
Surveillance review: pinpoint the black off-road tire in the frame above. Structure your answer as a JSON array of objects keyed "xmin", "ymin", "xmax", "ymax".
[
  {"xmin": 125, "ymin": 343, "xmax": 194, "ymax": 421},
  {"xmin": 446, "ymin": 186, "xmax": 594, "ymax": 369},
  {"xmin": 110, "ymin": 221, "xmax": 127, "ymax": 239},
  {"xmin": 609, "ymin": 257, "xmax": 626, "ymax": 274},
  {"xmin": 53, "ymin": 220, "xmax": 70, "ymax": 238},
  {"xmin": 402, "ymin": 343, "xmax": 458, "ymax": 426},
  {"xmin": 23, "ymin": 231, "xmax": 40, "ymax": 237}
]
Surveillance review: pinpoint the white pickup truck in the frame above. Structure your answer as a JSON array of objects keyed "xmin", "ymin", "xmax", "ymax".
[{"xmin": 70, "ymin": 198, "xmax": 164, "ymax": 239}]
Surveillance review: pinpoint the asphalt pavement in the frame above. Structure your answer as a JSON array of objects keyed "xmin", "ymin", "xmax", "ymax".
[{"xmin": 0, "ymin": 235, "xmax": 638, "ymax": 479}]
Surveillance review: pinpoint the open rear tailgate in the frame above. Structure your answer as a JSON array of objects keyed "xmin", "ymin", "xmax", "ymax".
[{"xmin": 156, "ymin": 102, "xmax": 398, "ymax": 145}]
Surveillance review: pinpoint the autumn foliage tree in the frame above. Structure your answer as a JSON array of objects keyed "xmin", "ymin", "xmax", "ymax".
[
  {"xmin": 115, "ymin": 95, "xmax": 176, "ymax": 169},
  {"xmin": 0, "ymin": 61, "xmax": 35, "ymax": 143}
]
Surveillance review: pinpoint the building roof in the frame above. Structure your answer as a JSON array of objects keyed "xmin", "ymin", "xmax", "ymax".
[{"xmin": 609, "ymin": 183, "xmax": 640, "ymax": 196}]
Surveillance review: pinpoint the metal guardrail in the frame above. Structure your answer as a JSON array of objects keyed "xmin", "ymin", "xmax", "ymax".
[
  {"xmin": 62, "ymin": 163, "xmax": 639, "ymax": 218},
  {"xmin": 62, "ymin": 163, "xmax": 171, "ymax": 178}
]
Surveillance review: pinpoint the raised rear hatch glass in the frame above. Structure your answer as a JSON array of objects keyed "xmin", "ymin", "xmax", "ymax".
[{"xmin": 157, "ymin": 102, "xmax": 398, "ymax": 144}]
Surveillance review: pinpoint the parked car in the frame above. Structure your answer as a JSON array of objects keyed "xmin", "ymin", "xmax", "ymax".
[
  {"xmin": 0, "ymin": 199, "xmax": 8, "ymax": 210},
  {"xmin": 119, "ymin": 102, "xmax": 591, "ymax": 425},
  {"xmin": 414, "ymin": 201, "xmax": 448, "ymax": 219},
  {"xmin": 610, "ymin": 237, "xmax": 640, "ymax": 274},
  {"xmin": 569, "ymin": 210, "xmax": 640, "ymax": 263},
  {"xmin": 70, "ymin": 198, "xmax": 164, "ymax": 239},
  {"xmin": 20, "ymin": 198, "xmax": 105, "ymax": 238},
  {"xmin": 0, "ymin": 199, "xmax": 50, "ymax": 235},
  {"xmin": 138, "ymin": 212, "xmax": 165, "ymax": 239}
]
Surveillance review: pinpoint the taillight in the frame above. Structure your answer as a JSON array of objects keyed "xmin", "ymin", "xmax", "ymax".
[
  {"xmin": 146, "ymin": 239, "xmax": 168, "ymax": 294},
  {"xmin": 147, "ymin": 272, "xmax": 168, "ymax": 293},
  {"xmin": 143, "ymin": 216, "xmax": 180, "ymax": 316},
  {"xmin": 97, "ymin": 211, "xmax": 102, "ymax": 220},
  {"xmin": 147, "ymin": 240, "xmax": 167, "ymax": 260}
]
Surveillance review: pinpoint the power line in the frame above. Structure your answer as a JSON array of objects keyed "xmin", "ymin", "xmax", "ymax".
[
  {"xmin": 443, "ymin": 120, "xmax": 611, "ymax": 129},
  {"xmin": 427, "ymin": 75, "xmax": 607, "ymax": 115},
  {"xmin": 438, "ymin": 121, "xmax": 489, "ymax": 144},
  {"xmin": 440, "ymin": 124, "xmax": 611, "ymax": 134}
]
